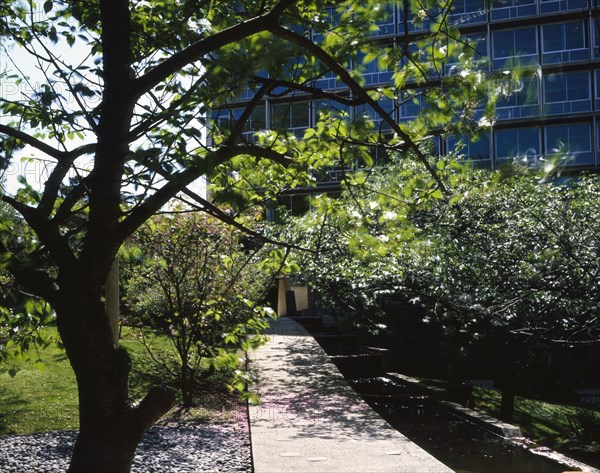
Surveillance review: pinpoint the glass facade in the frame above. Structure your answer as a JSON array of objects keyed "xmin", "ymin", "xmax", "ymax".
[
  {"xmin": 496, "ymin": 76, "xmax": 540, "ymax": 119},
  {"xmin": 543, "ymin": 71, "xmax": 592, "ymax": 116},
  {"xmin": 545, "ymin": 122, "xmax": 594, "ymax": 165},
  {"xmin": 492, "ymin": 27, "xmax": 538, "ymax": 69},
  {"xmin": 271, "ymin": 101, "xmax": 310, "ymax": 137},
  {"xmin": 448, "ymin": 132, "xmax": 491, "ymax": 161},
  {"xmin": 490, "ymin": 0, "xmax": 537, "ymax": 21},
  {"xmin": 212, "ymin": 0, "xmax": 600, "ymax": 169},
  {"xmin": 495, "ymin": 127, "xmax": 541, "ymax": 164},
  {"xmin": 541, "ymin": 21, "xmax": 589, "ymax": 64}
]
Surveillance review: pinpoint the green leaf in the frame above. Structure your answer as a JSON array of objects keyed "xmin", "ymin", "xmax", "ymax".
[{"xmin": 431, "ymin": 189, "xmax": 444, "ymax": 199}]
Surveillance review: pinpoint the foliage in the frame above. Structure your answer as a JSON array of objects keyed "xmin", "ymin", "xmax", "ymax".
[
  {"xmin": 123, "ymin": 211, "xmax": 278, "ymax": 406},
  {"xmin": 420, "ymin": 377, "xmax": 600, "ymax": 453},
  {"xmin": 0, "ymin": 0, "xmax": 510, "ymax": 468},
  {"xmin": 285, "ymin": 159, "xmax": 600, "ymax": 394},
  {"xmin": 0, "ymin": 201, "xmax": 59, "ymax": 377}
]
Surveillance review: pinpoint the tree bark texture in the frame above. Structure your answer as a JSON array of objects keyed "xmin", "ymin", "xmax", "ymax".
[{"xmin": 56, "ymin": 287, "xmax": 174, "ymax": 473}]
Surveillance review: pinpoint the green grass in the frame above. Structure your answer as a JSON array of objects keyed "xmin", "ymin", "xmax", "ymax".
[
  {"xmin": 418, "ymin": 377, "xmax": 600, "ymax": 450},
  {"xmin": 0, "ymin": 326, "xmax": 241, "ymax": 435},
  {"xmin": 0, "ymin": 338, "xmax": 78, "ymax": 435}
]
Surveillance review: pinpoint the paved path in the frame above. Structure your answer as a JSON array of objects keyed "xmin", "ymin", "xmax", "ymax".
[{"xmin": 248, "ymin": 317, "xmax": 454, "ymax": 473}]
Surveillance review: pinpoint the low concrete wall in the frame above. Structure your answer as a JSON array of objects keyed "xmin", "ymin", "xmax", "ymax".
[{"xmin": 387, "ymin": 373, "xmax": 523, "ymax": 438}]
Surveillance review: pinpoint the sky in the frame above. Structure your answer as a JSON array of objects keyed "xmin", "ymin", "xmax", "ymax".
[{"xmin": 1, "ymin": 6, "xmax": 206, "ymax": 199}]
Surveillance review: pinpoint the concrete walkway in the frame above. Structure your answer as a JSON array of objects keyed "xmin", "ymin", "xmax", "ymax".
[{"xmin": 248, "ymin": 317, "xmax": 453, "ymax": 473}]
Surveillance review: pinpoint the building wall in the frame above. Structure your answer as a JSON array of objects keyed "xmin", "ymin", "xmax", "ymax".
[{"xmin": 212, "ymin": 0, "xmax": 600, "ymax": 172}]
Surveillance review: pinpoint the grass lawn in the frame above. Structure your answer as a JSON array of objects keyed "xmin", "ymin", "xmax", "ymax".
[
  {"xmin": 417, "ymin": 377, "xmax": 600, "ymax": 465},
  {"xmin": 472, "ymin": 386, "xmax": 600, "ymax": 448},
  {"xmin": 0, "ymin": 326, "xmax": 241, "ymax": 435},
  {"xmin": 0, "ymin": 340, "xmax": 78, "ymax": 435}
]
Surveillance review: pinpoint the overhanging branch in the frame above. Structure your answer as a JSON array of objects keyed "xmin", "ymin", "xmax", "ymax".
[
  {"xmin": 175, "ymin": 187, "xmax": 314, "ymax": 253},
  {"xmin": 118, "ymin": 143, "xmax": 294, "ymax": 241},
  {"xmin": 267, "ymin": 24, "xmax": 448, "ymax": 195},
  {"xmin": 0, "ymin": 124, "xmax": 67, "ymax": 161},
  {"xmin": 132, "ymin": 0, "xmax": 296, "ymax": 98}
]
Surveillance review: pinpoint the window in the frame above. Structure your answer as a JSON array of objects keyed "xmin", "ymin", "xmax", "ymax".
[
  {"xmin": 542, "ymin": 21, "xmax": 589, "ymax": 64},
  {"xmin": 211, "ymin": 105, "xmax": 266, "ymax": 142},
  {"xmin": 313, "ymin": 98, "xmax": 350, "ymax": 122},
  {"xmin": 244, "ymin": 105, "xmax": 266, "ymax": 136},
  {"xmin": 495, "ymin": 127, "xmax": 541, "ymax": 164},
  {"xmin": 355, "ymin": 50, "xmax": 395, "ymax": 86},
  {"xmin": 597, "ymin": 121, "xmax": 600, "ymax": 166},
  {"xmin": 449, "ymin": 0, "xmax": 487, "ymax": 26},
  {"xmin": 543, "ymin": 71, "xmax": 592, "ymax": 115},
  {"xmin": 371, "ymin": 2, "xmax": 395, "ymax": 37},
  {"xmin": 540, "ymin": 0, "xmax": 587, "ymax": 14},
  {"xmin": 399, "ymin": 89, "xmax": 426, "ymax": 122},
  {"xmin": 596, "ymin": 70, "xmax": 600, "ymax": 111},
  {"xmin": 271, "ymin": 101, "xmax": 310, "ymax": 136},
  {"xmin": 448, "ymin": 132, "xmax": 491, "ymax": 161},
  {"xmin": 495, "ymin": 75, "xmax": 540, "ymax": 119},
  {"xmin": 594, "ymin": 20, "xmax": 600, "ymax": 60},
  {"xmin": 492, "ymin": 27, "xmax": 537, "ymax": 69},
  {"xmin": 354, "ymin": 98, "xmax": 395, "ymax": 133},
  {"xmin": 445, "ymin": 33, "xmax": 489, "ymax": 73},
  {"xmin": 311, "ymin": 6, "xmax": 341, "ymax": 44},
  {"xmin": 397, "ymin": 3, "xmax": 438, "ymax": 33},
  {"xmin": 490, "ymin": 0, "xmax": 536, "ymax": 21},
  {"xmin": 545, "ymin": 122, "xmax": 593, "ymax": 165}
]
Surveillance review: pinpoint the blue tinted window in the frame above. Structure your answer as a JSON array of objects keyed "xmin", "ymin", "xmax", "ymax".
[
  {"xmin": 448, "ymin": 133, "xmax": 490, "ymax": 160},
  {"xmin": 514, "ymin": 29, "xmax": 537, "ymax": 55},
  {"xmin": 399, "ymin": 90, "xmax": 424, "ymax": 121},
  {"xmin": 490, "ymin": 0, "xmax": 537, "ymax": 20},
  {"xmin": 544, "ymin": 72, "xmax": 590, "ymax": 103},
  {"xmin": 271, "ymin": 102, "xmax": 310, "ymax": 132},
  {"xmin": 545, "ymin": 122, "xmax": 593, "ymax": 165},
  {"xmin": 496, "ymin": 127, "xmax": 540, "ymax": 159},
  {"xmin": 450, "ymin": 0, "xmax": 487, "ymax": 25},
  {"xmin": 492, "ymin": 28, "xmax": 537, "ymax": 67},
  {"xmin": 355, "ymin": 98, "xmax": 395, "ymax": 131},
  {"xmin": 540, "ymin": 0, "xmax": 586, "ymax": 13}
]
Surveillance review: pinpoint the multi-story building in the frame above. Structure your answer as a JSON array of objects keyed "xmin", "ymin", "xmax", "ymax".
[{"xmin": 212, "ymin": 0, "xmax": 600, "ymax": 211}]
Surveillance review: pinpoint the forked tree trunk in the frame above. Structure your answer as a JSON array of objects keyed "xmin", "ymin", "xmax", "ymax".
[{"xmin": 56, "ymin": 290, "xmax": 174, "ymax": 473}]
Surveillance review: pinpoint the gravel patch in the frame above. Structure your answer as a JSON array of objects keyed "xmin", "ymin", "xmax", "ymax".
[{"xmin": 0, "ymin": 415, "xmax": 252, "ymax": 473}]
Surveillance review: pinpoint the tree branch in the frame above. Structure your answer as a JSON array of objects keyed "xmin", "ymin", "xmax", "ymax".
[
  {"xmin": 0, "ymin": 124, "xmax": 67, "ymax": 161},
  {"xmin": 0, "ymin": 239, "xmax": 57, "ymax": 301},
  {"xmin": 174, "ymin": 187, "xmax": 314, "ymax": 253},
  {"xmin": 132, "ymin": 0, "xmax": 296, "ymax": 98},
  {"xmin": 117, "ymin": 142, "xmax": 293, "ymax": 242},
  {"xmin": 256, "ymin": 76, "xmax": 361, "ymax": 106},
  {"xmin": 267, "ymin": 24, "xmax": 448, "ymax": 195},
  {"xmin": 2, "ymin": 195, "xmax": 77, "ymax": 268}
]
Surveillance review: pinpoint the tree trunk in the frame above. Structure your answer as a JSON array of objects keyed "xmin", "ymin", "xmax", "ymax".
[
  {"xmin": 181, "ymin": 362, "xmax": 193, "ymax": 408},
  {"xmin": 500, "ymin": 373, "xmax": 516, "ymax": 423},
  {"xmin": 56, "ymin": 291, "xmax": 174, "ymax": 473}
]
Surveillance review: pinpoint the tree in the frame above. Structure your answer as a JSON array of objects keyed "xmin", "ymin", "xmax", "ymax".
[
  {"xmin": 0, "ymin": 1, "xmax": 494, "ymax": 470},
  {"xmin": 125, "ymin": 211, "xmax": 277, "ymax": 407},
  {"xmin": 287, "ymin": 160, "xmax": 600, "ymax": 421},
  {"xmin": 421, "ymin": 170, "xmax": 600, "ymax": 421}
]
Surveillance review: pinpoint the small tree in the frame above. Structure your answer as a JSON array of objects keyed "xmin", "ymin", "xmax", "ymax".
[{"xmin": 125, "ymin": 211, "xmax": 276, "ymax": 407}]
